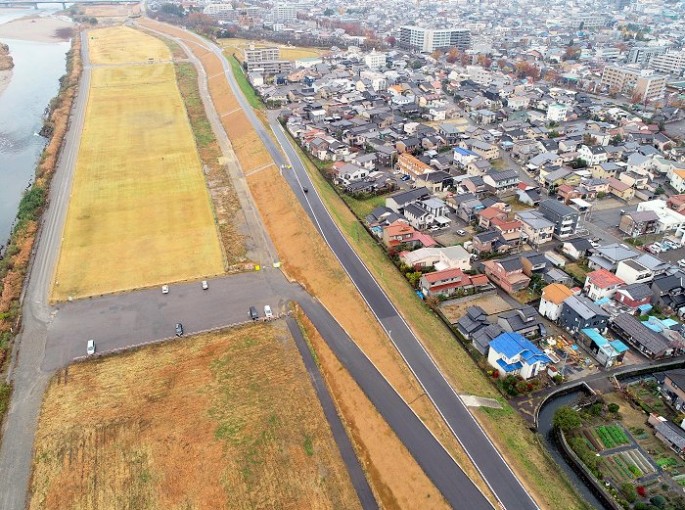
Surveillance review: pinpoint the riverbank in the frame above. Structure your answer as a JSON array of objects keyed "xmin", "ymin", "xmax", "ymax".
[
  {"xmin": 0, "ymin": 33, "xmax": 82, "ymax": 431},
  {"xmin": 0, "ymin": 15, "xmax": 72, "ymax": 43},
  {"xmin": 0, "ymin": 42, "xmax": 12, "ymax": 97}
]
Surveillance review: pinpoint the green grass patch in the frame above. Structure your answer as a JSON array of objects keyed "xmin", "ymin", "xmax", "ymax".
[
  {"xmin": 175, "ymin": 62, "xmax": 215, "ymax": 148},
  {"xmin": 341, "ymin": 193, "xmax": 386, "ymax": 219},
  {"xmin": 303, "ymin": 434, "xmax": 314, "ymax": 456},
  {"xmin": 228, "ymin": 55, "xmax": 263, "ymax": 110},
  {"xmin": 0, "ymin": 382, "xmax": 11, "ymax": 421}
]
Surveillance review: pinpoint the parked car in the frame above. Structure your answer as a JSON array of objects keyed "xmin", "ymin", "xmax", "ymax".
[
  {"xmin": 175, "ymin": 323, "xmax": 184, "ymax": 337},
  {"xmin": 201, "ymin": 280, "xmax": 208, "ymax": 290},
  {"xmin": 264, "ymin": 305, "xmax": 273, "ymax": 319},
  {"xmin": 646, "ymin": 243, "xmax": 662, "ymax": 254},
  {"xmin": 589, "ymin": 239, "xmax": 599, "ymax": 248},
  {"xmin": 249, "ymin": 306, "xmax": 259, "ymax": 320},
  {"xmin": 456, "ymin": 229, "xmax": 467, "ymax": 236},
  {"xmin": 161, "ymin": 285, "xmax": 169, "ymax": 294},
  {"xmin": 678, "ymin": 259, "xmax": 685, "ymax": 268},
  {"xmin": 400, "ymin": 174, "xmax": 411, "ymax": 181},
  {"xmin": 86, "ymin": 339, "xmax": 95, "ymax": 356}
]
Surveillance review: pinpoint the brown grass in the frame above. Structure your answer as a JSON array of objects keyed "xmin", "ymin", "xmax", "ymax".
[
  {"xmin": 28, "ymin": 322, "xmax": 360, "ymax": 510},
  {"xmin": 440, "ymin": 293, "xmax": 513, "ymax": 324},
  {"xmin": 137, "ymin": 18, "xmax": 496, "ymax": 505},
  {"xmin": 297, "ymin": 309, "xmax": 450, "ymax": 509}
]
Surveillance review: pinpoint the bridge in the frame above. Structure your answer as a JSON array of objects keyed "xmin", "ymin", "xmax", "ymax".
[{"xmin": 0, "ymin": 0, "xmax": 135, "ymax": 9}]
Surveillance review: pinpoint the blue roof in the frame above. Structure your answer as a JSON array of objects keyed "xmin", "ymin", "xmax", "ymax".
[
  {"xmin": 496, "ymin": 358, "xmax": 523, "ymax": 373},
  {"xmin": 610, "ymin": 340, "xmax": 629, "ymax": 354},
  {"xmin": 643, "ymin": 321, "xmax": 661, "ymax": 332},
  {"xmin": 454, "ymin": 147, "xmax": 477, "ymax": 157},
  {"xmin": 490, "ymin": 332, "xmax": 549, "ymax": 366}
]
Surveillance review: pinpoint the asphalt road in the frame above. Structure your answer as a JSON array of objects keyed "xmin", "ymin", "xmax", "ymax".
[{"xmin": 188, "ymin": 28, "xmax": 540, "ymax": 510}]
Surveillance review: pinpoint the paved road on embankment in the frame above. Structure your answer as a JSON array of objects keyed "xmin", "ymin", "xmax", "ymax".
[{"xmin": 193, "ymin": 29, "xmax": 539, "ymax": 510}]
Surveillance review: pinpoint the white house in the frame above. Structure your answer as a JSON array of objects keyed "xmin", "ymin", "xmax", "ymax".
[
  {"xmin": 584, "ymin": 269, "xmax": 625, "ymax": 301},
  {"xmin": 615, "ymin": 259, "xmax": 654, "ymax": 285},
  {"xmin": 539, "ymin": 284, "xmax": 575, "ymax": 321},
  {"xmin": 546, "ymin": 103, "xmax": 569, "ymax": 123},
  {"xmin": 487, "ymin": 332, "xmax": 551, "ymax": 380},
  {"xmin": 399, "ymin": 245, "xmax": 472, "ymax": 271},
  {"xmin": 671, "ymin": 169, "xmax": 685, "ymax": 194}
]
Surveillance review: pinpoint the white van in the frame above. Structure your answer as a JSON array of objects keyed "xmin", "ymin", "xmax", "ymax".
[
  {"xmin": 264, "ymin": 305, "xmax": 273, "ymax": 319},
  {"xmin": 87, "ymin": 339, "xmax": 96, "ymax": 355}
]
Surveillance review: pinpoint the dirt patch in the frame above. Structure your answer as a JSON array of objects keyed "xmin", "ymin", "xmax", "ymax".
[
  {"xmin": 440, "ymin": 293, "xmax": 513, "ymax": 323},
  {"xmin": 28, "ymin": 322, "xmax": 360, "ymax": 510},
  {"xmin": 297, "ymin": 309, "xmax": 450, "ymax": 509}
]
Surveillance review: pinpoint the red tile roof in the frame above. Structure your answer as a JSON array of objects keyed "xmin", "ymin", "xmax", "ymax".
[{"xmin": 586, "ymin": 269, "xmax": 624, "ymax": 289}]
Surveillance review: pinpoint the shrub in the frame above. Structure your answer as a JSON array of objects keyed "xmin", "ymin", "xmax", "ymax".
[
  {"xmin": 649, "ymin": 495, "xmax": 666, "ymax": 509},
  {"xmin": 554, "ymin": 406, "xmax": 582, "ymax": 432},
  {"xmin": 620, "ymin": 482, "xmax": 637, "ymax": 503},
  {"xmin": 608, "ymin": 403, "xmax": 620, "ymax": 413}
]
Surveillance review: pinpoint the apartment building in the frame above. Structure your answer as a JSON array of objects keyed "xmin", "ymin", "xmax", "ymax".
[
  {"xmin": 271, "ymin": 3, "xmax": 305, "ymax": 21},
  {"xmin": 399, "ymin": 26, "xmax": 471, "ymax": 52},
  {"xmin": 627, "ymin": 45, "xmax": 668, "ymax": 66},
  {"xmin": 364, "ymin": 50, "xmax": 387, "ymax": 71},
  {"xmin": 244, "ymin": 46, "xmax": 280, "ymax": 63},
  {"xmin": 397, "ymin": 152, "xmax": 432, "ymax": 180},
  {"xmin": 600, "ymin": 65, "xmax": 666, "ymax": 102},
  {"xmin": 538, "ymin": 199, "xmax": 579, "ymax": 240},
  {"xmin": 649, "ymin": 50, "xmax": 685, "ymax": 76}
]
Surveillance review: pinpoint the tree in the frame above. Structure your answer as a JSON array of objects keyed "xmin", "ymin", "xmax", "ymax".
[
  {"xmin": 553, "ymin": 406, "xmax": 581, "ymax": 432},
  {"xmin": 405, "ymin": 271, "xmax": 423, "ymax": 288},
  {"xmin": 608, "ymin": 403, "xmax": 620, "ymax": 413},
  {"xmin": 569, "ymin": 158, "xmax": 588, "ymax": 169},
  {"xmin": 610, "ymin": 134, "xmax": 623, "ymax": 145},
  {"xmin": 621, "ymin": 483, "xmax": 637, "ymax": 503},
  {"xmin": 446, "ymin": 48, "xmax": 462, "ymax": 64},
  {"xmin": 650, "ymin": 495, "xmax": 666, "ymax": 509},
  {"xmin": 323, "ymin": 7, "xmax": 334, "ymax": 15},
  {"xmin": 548, "ymin": 130, "xmax": 560, "ymax": 138},
  {"xmin": 385, "ymin": 35, "xmax": 396, "ymax": 47}
]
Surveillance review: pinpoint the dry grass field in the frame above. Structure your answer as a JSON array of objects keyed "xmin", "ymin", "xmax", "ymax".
[
  {"xmin": 52, "ymin": 28, "xmax": 224, "ymax": 300},
  {"xmin": 28, "ymin": 322, "xmax": 360, "ymax": 510},
  {"xmin": 220, "ymin": 38, "xmax": 327, "ymax": 62},
  {"xmin": 88, "ymin": 26, "xmax": 168, "ymax": 65}
]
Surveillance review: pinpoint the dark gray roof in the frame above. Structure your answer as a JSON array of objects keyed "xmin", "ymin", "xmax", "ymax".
[
  {"xmin": 618, "ymin": 283, "xmax": 652, "ymax": 300},
  {"xmin": 654, "ymin": 420, "xmax": 685, "ymax": 450},
  {"xmin": 472, "ymin": 324, "xmax": 504, "ymax": 351},
  {"xmin": 563, "ymin": 295, "xmax": 608, "ymax": 320},
  {"xmin": 499, "ymin": 256, "xmax": 524, "ymax": 272},
  {"xmin": 540, "ymin": 199, "xmax": 577, "ymax": 217},
  {"xmin": 665, "ymin": 369, "xmax": 685, "ymax": 391},
  {"xmin": 388, "ymin": 187, "xmax": 430, "ymax": 206},
  {"xmin": 612, "ymin": 313, "xmax": 671, "ymax": 356}
]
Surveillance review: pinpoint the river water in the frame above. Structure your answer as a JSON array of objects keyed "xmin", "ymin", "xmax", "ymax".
[{"xmin": 0, "ymin": 9, "xmax": 69, "ymax": 248}]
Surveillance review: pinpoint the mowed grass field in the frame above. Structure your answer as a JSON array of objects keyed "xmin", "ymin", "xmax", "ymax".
[
  {"xmin": 28, "ymin": 322, "xmax": 361, "ymax": 510},
  {"xmin": 52, "ymin": 27, "xmax": 224, "ymax": 300},
  {"xmin": 88, "ymin": 25, "xmax": 169, "ymax": 65}
]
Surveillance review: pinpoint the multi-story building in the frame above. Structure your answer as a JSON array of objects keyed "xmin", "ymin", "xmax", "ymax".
[
  {"xmin": 538, "ymin": 199, "xmax": 579, "ymax": 240},
  {"xmin": 364, "ymin": 50, "xmax": 386, "ymax": 71},
  {"xmin": 396, "ymin": 153, "xmax": 432, "ymax": 181},
  {"xmin": 271, "ymin": 2, "xmax": 306, "ymax": 21},
  {"xmin": 649, "ymin": 50, "xmax": 685, "ymax": 76},
  {"xmin": 600, "ymin": 65, "xmax": 667, "ymax": 102},
  {"xmin": 202, "ymin": 3, "xmax": 235, "ymax": 20},
  {"xmin": 516, "ymin": 210, "xmax": 555, "ymax": 247},
  {"xmin": 399, "ymin": 26, "xmax": 471, "ymax": 52},
  {"xmin": 572, "ymin": 13, "xmax": 607, "ymax": 31},
  {"xmin": 244, "ymin": 46, "xmax": 280, "ymax": 63},
  {"xmin": 627, "ymin": 45, "xmax": 669, "ymax": 66}
]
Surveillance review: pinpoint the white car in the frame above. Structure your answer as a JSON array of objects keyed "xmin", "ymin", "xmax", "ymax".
[
  {"xmin": 678, "ymin": 259, "xmax": 685, "ymax": 268},
  {"xmin": 456, "ymin": 229, "xmax": 467, "ymax": 236},
  {"xmin": 201, "ymin": 280, "xmax": 208, "ymax": 290},
  {"xmin": 264, "ymin": 305, "xmax": 273, "ymax": 319},
  {"xmin": 87, "ymin": 339, "xmax": 96, "ymax": 355},
  {"xmin": 162, "ymin": 285, "xmax": 169, "ymax": 294}
]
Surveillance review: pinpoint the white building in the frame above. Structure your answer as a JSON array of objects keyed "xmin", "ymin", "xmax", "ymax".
[
  {"xmin": 539, "ymin": 284, "xmax": 574, "ymax": 321},
  {"xmin": 546, "ymin": 103, "xmax": 569, "ymax": 123},
  {"xmin": 637, "ymin": 199, "xmax": 685, "ymax": 233},
  {"xmin": 399, "ymin": 245, "xmax": 472, "ymax": 271},
  {"xmin": 615, "ymin": 259, "xmax": 653, "ymax": 285},
  {"xmin": 364, "ymin": 50, "xmax": 386, "ymax": 71},
  {"xmin": 399, "ymin": 26, "xmax": 471, "ymax": 52},
  {"xmin": 600, "ymin": 65, "xmax": 667, "ymax": 102}
]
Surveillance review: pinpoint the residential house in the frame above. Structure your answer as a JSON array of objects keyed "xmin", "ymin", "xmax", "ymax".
[
  {"xmin": 559, "ymin": 295, "xmax": 610, "ymax": 333},
  {"xmin": 517, "ymin": 210, "xmax": 555, "ymax": 247},
  {"xmin": 671, "ymin": 170, "xmax": 685, "ymax": 194},
  {"xmin": 607, "ymin": 177, "xmax": 635, "ymax": 201},
  {"xmin": 653, "ymin": 419, "xmax": 685, "ymax": 454},
  {"xmin": 465, "ymin": 138, "xmax": 500, "ymax": 160},
  {"xmin": 397, "ymin": 152, "xmax": 432, "ymax": 180},
  {"xmin": 483, "ymin": 257, "xmax": 531, "ymax": 294},
  {"xmin": 415, "ymin": 171, "xmax": 453, "ymax": 193},
  {"xmin": 472, "ymin": 230, "xmax": 511, "ymax": 254},
  {"xmin": 614, "ymin": 283, "xmax": 653, "ymax": 310},
  {"xmin": 498, "ymin": 306, "xmax": 546, "ymax": 338},
  {"xmin": 492, "ymin": 217, "xmax": 523, "ymax": 243},
  {"xmin": 588, "ymin": 243, "xmax": 639, "ymax": 272},
  {"xmin": 467, "ymin": 157, "xmax": 493, "ymax": 176},
  {"xmin": 579, "ymin": 328, "xmax": 629, "ymax": 368},
  {"xmin": 584, "ymin": 269, "xmax": 625, "ymax": 301},
  {"xmin": 453, "ymin": 147, "xmax": 480, "ymax": 168},
  {"xmin": 419, "ymin": 268, "xmax": 489, "ymax": 298},
  {"xmin": 539, "ymin": 284, "xmax": 575, "ymax": 321},
  {"xmin": 651, "ymin": 272, "xmax": 685, "ymax": 315},
  {"xmin": 386, "ymin": 187, "xmax": 431, "ymax": 214},
  {"xmin": 592, "ymin": 162, "xmax": 622, "ymax": 179},
  {"xmin": 520, "ymin": 252, "xmax": 549, "ymax": 277},
  {"xmin": 539, "ymin": 199, "xmax": 579, "ymax": 240},
  {"xmin": 661, "ymin": 370, "xmax": 685, "ymax": 411},
  {"xmin": 381, "ymin": 221, "xmax": 437, "ymax": 250},
  {"xmin": 619, "ymin": 211, "xmax": 660, "ymax": 238},
  {"xmin": 477, "ymin": 205, "xmax": 508, "ymax": 229},
  {"xmin": 578, "ymin": 145, "xmax": 608, "ymax": 166},
  {"xmin": 487, "ymin": 332, "xmax": 551, "ymax": 380},
  {"xmin": 332, "ymin": 163, "xmax": 368, "ymax": 185},
  {"xmin": 560, "ymin": 238, "xmax": 593, "ymax": 261},
  {"xmin": 403, "ymin": 203, "xmax": 434, "ymax": 230},
  {"xmin": 454, "ymin": 194, "xmax": 484, "ymax": 222},
  {"xmin": 400, "ymin": 245, "xmax": 472, "ymax": 271},
  {"xmin": 615, "ymin": 259, "xmax": 653, "ymax": 285},
  {"xmin": 455, "ymin": 306, "xmax": 505, "ymax": 355},
  {"xmin": 483, "ymin": 169, "xmax": 520, "ymax": 195},
  {"xmin": 611, "ymin": 312, "xmax": 673, "ymax": 359}
]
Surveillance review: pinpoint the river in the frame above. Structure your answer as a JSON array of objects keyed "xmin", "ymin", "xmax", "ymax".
[{"xmin": 0, "ymin": 9, "xmax": 69, "ymax": 249}]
